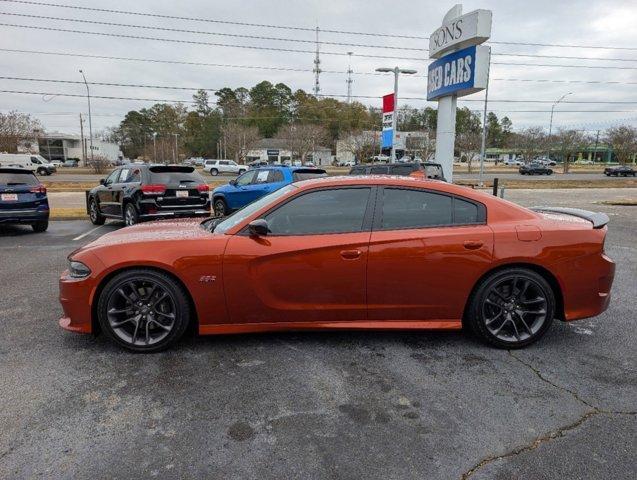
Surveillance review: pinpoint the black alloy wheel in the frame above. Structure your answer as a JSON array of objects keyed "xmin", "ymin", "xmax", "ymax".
[
  {"xmin": 124, "ymin": 203, "xmax": 139, "ymax": 227},
  {"xmin": 213, "ymin": 198, "xmax": 227, "ymax": 217},
  {"xmin": 468, "ymin": 268, "xmax": 555, "ymax": 348},
  {"xmin": 89, "ymin": 198, "xmax": 105, "ymax": 225},
  {"xmin": 97, "ymin": 270, "xmax": 190, "ymax": 352}
]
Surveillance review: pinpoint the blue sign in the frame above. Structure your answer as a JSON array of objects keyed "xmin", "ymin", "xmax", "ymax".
[
  {"xmin": 427, "ymin": 45, "xmax": 489, "ymax": 101},
  {"xmin": 381, "ymin": 129, "xmax": 393, "ymax": 149}
]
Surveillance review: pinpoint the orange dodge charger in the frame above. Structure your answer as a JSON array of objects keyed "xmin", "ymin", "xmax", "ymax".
[{"xmin": 59, "ymin": 176, "xmax": 615, "ymax": 352}]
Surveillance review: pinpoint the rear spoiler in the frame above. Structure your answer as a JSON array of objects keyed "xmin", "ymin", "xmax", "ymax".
[{"xmin": 531, "ymin": 206, "xmax": 609, "ymax": 229}]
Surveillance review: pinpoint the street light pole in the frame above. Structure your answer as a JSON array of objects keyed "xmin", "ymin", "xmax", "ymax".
[
  {"xmin": 79, "ymin": 70, "xmax": 94, "ymax": 166},
  {"xmin": 152, "ymin": 132, "xmax": 157, "ymax": 163},
  {"xmin": 376, "ymin": 66, "xmax": 417, "ymax": 162},
  {"xmin": 547, "ymin": 92, "xmax": 572, "ymax": 159}
]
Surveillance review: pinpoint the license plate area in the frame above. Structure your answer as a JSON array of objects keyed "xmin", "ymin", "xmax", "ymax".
[
  {"xmin": 176, "ymin": 190, "xmax": 189, "ymax": 198},
  {"xmin": 1, "ymin": 194, "xmax": 18, "ymax": 201}
]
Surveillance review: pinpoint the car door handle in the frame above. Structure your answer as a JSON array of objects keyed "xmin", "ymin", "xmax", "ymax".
[
  {"xmin": 340, "ymin": 249, "xmax": 362, "ymax": 260},
  {"xmin": 463, "ymin": 240, "xmax": 483, "ymax": 250}
]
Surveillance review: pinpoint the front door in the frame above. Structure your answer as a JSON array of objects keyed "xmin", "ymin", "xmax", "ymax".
[
  {"xmin": 98, "ymin": 169, "xmax": 120, "ymax": 216},
  {"xmin": 223, "ymin": 187, "xmax": 374, "ymax": 324},
  {"xmin": 366, "ymin": 187, "xmax": 493, "ymax": 321}
]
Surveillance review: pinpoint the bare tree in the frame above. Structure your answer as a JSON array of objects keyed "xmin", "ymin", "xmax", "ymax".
[
  {"xmin": 220, "ymin": 123, "xmax": 261, "ymax": 163},
  {"xmin": 90, "ymin": 154, "xmax": 111, "ymax": 174},
  {"xmin": 605, "ymin": 125, "xmax": 637, "ymax": 165},
  {"xmin": 339, "ymin": 130, "xmax": 378, "ymax": 164},
  {"xmin": 456, "ymin": 131, "xmax": 482, "ymax": 173},
  {"xmin": 0, "ymin": 111, "xmax": 42, "ymax": 153},
  {"xmin": 553, "ymin": 129, "xmax": 591, "ymax": 173},
  {"xmin": 511, "ymin": 126, "xmax": 547, "ymax": 163},
  {"xmin": 405, "ymin": 130, "xmax": 436, "ymax": 162},
  {"xmin": 276, "ymin": 124, "xmax": 328, "ymax": 162}
]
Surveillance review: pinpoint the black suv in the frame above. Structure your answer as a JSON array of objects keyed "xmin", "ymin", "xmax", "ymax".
[
  {"xmin": 349, "ymin": 162, "xmax": 446, "ymax": 180},
  {"xmin": 519, "ymin": 162, "xmax": 553, "ymax": 175},
  {"xmin": 87, "ymin": 164, "xmax": 211, "ymax": 226},
  {"xmin": 604, "ymin": 165, "xmax": 635, "ymax": 177}
]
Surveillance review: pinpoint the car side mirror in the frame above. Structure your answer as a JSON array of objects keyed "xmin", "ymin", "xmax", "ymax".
[
  {"xmin": 248, "ymin": 219, "xmax": 270, "ymax": 237},
  {"xmin": 99, "ymin": 178, "xmax": 106, "ymax": 185},
  {"xmin": 229, "ymin": 179, "xmax": 237, "ymax": 186}
]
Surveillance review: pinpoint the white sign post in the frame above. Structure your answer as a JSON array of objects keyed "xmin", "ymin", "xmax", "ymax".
[{"xmin": 429, "ymin": 5, "xmax": 492, "ymax": 183}]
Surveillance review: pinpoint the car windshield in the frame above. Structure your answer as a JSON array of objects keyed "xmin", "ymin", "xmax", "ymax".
[
  {"xmin": 209, "ymin": 184, "xmax": 297, "ymax": 234},
  {"xmin": 0, "ymin": 172, "xmax": 38, "ymax": 185}
]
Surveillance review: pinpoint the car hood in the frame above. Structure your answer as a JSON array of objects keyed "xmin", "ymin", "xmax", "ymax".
[{"xmin": 85, "ymin": 218, "xmax": 214, "ymax": 249}]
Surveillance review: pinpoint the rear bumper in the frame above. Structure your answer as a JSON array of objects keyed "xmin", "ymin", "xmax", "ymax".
[{"xmin": 0, "ymin": 208, "xmax": 49, "ymax": 224}]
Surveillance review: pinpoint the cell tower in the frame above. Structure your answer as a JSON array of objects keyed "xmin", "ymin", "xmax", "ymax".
[
  {"xmin": 313, "ymin": 26, "xmax": 321, "ymax": 96},
  {"xmin": 346, "ymin": 51, "xmax": 353, "ymax": 103}
]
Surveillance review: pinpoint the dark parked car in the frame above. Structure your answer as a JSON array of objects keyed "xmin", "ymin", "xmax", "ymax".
[
  {"xmin": 604, "ymin": 165, "xmax": 635, "ymax": 177},
  {"xmin": 349, "ymin": 162, "xmax": 447, "ymax": 181},
  {"xmin": 519, "ymin": 162, "xmax": 553, "ymax": 175},
  {"xmin": 87, "ymin": 164, "xmax": 211, "ymax": 226},
  {"xmin": 0, "ymin": 168, "xmax": 49, "ymax": 232}
]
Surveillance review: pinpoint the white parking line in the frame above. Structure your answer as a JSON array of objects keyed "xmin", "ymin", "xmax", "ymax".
[{"xmin": 73, "ymin": 225, "xmax": 104, "ymax": 241}]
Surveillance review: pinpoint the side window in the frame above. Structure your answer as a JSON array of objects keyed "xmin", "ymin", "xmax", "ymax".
[
  {"xmin": 126, "ymin": 168, "xmax": 141, "ymax": 183},
  {"xmin": 454, "ymin": 198, "xmax": 480, "ymax": 224},
  {"xmin": 380, "ymin": 188, "xmax": 452, "ymax": 229},
  {"xmin": 265, "ymin": 188, "xmax": 371, "ymax": 235},
  {"xmin": 391, "ymin": 165, "xmax": 417, "ymax": 176},
  {"xmin": 269, "ymin": 170, "xmax": 284, "ymax": 183},
  {"xmin": 118, "ymin": 168, "xmax": 130, "ymax": 183},
  {"xmin": 349, "ymin": 167, "xmax": 365, "ymax": 175},
  {"xmin": 31, "ymin": 156, "xmax": 41, "ymax": 164},
  {"xmin": 370, "ymin": 166, "xmax": 388, "ymax": 174},
  {"xmin": 105, "ymin": 170, "xmax": 120, "ymax": 185},
  {"xmin": 254, "ymin": 169, "xmax": 270, "ymax": 184},
  {"xmin": 236, "ymin": 170, "xmax": 257, "ymax": 186}
]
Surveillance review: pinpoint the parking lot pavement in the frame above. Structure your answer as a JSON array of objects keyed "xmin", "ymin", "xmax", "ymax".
[{"xmin": 0, "ymin": 194, "xmax": 635, "ymax": 479}]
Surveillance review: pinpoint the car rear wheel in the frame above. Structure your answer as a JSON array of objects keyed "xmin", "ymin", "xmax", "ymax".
[
  {"xmin": 467, "ymin": 268, "xmax": 555, "ymax": 348},
  {"xmin": 210, "ymin": 168, "xmax": 219, "ymax": 176},
  {"xmin": 238, "ymin": 169, "xmax": 246, "ymax": 174},
  {"xmin": 124, "ymin": 203, "xmax": 139, "ymax": 226},
  {"xmin": 32, "ymin": 221, "xmax": 48, "ymax": 232},
  {"xmin": 89, "ymin": 198, "xmax": 105, "ymax": 225},
  {"xmin": 97, "ymin": 269, "xmax": 190, "ymax": 352},
  {"xmin": 213, "ymin": 198, "xmax": 227, "ymax": 217}
]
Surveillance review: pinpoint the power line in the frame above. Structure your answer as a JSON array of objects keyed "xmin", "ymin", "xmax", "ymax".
[
  {"xmin": 4, "ymin": 12, "xmax": 637, "ymax": 63},
  {"xmin": 4, "ymin": 77, "xmax": 637, "ymax": 105},
  {"xmin": 3, "ymin": 89, "xmax": 637, "ymax": 113},
  {"xmin": 3, "ymin": 0, "xmax": 637, "ymax": 51}
]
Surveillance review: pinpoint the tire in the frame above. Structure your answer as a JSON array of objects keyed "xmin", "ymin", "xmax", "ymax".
[
  {"xmin": 124, "ymin": 203, "xmax": 139, "ymax": 227},
  {"xmin": 32, "ymin": 221, "xmax": 48, "ymax": 232},
  {"xmin": 210, "ymin": 168, "xmax": 219, "ymax": 176},
  {"xmin": 37, "ymin": 168, "xmax": 46, "ymax": 176},
  {"xmin": 466, "ymin": 268, "xmax": 555, "ymax": 349},
  {"xmin": 605, "ymin": 173, "xmax": 610, "ymax": 176},
  {"xmin": 88, "ymin": 197, "xmax": 105, "ymax": 225},
  {"xmin": 547, "ymin": 170, "xmax": 553, "ymax": 175},
  {"xmin": 238, "ymin": 169, "xmax": 246, "ymax": 174},
  {"xmin": 97, "ymin": 269, "xmax": 191, "ymax": 352},
  {"xmin": 213, "ymin": 197, "xmax": 227, "ymax": 217}
]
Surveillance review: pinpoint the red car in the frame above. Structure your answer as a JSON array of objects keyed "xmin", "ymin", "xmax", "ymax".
[{"xmin": 59, "ymin": 176, "xmax": 615, "ymax": 352}]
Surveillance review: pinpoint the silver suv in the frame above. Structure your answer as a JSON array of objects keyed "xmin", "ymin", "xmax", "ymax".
[{"xmin": 203, "ymin": 159, "xmax": 247, "ymax": 176}]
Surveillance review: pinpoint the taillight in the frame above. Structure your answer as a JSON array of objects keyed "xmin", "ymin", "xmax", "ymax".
[
  {"xmin": 197, "ymin": 184, "xmax": 210, "ymax": 193},
  {"xmin": 141, "ymin": 184, "xmax": 166, "ymax": 195},
  {"xmin": 30, "ymin": 184, "xmax": 47, "ymax": 194}
]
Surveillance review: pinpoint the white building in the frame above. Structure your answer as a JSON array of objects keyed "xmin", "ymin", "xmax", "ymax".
[
  {"xmin": 19, "ymin": 132, "xmax": 122, "ymax": 165},
  {"xmin": 246, "ymin": 139, "xmax": 332, "ymax": 166}
]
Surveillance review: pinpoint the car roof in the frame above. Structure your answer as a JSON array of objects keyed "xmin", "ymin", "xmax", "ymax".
[{"xmin": 0, "ymin": 167, "xmax": 36, "ymax": 174}]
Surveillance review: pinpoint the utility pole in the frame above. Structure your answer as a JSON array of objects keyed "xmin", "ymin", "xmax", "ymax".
[
  {"xmin": 346, "ymin": 51, "xmax": 353, "ymax": 103},
  {"xmin": 79, "ymin": 113, "xmax": 86, "ymax": 165},
  {"xmin": 153, "ymin": 132, "xmax": 157, "ymax": 163},
  {"xmin": 79, "ymin": 70, "xmax": 94, "ymax": 164},
  {"xmin": 313, "ymin": 26, "xmax": 321, "ymax": 96},
  {"xmin": 375, "ymin": 66, "xmax": 417, "ymax": 162},
  {"xmin": 593, "ymin": 129, "xmax": 600, "ymax": 162},
  {"xmin": 547, "ymin": 92, "xmax": 573, "ymax": 159},
  {"xmin": 173, "ymin": 133, "xmax": 179, "ymax": 163},
  {"xmin": 479, "ymin": 47, "xmax": 492, "ymax": 187}
]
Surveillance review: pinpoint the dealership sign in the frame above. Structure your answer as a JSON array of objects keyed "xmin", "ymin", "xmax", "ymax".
[
  {"xmin": 429, "ymin": 9, "xmax": 492, "ymax": 59},
  {"xmin": 427, "ymin": 45, "xmax": 490, "ymax": 100},
  {"xmin": 381, "ymin": 93, "xmax": 394, "ymax": 149}
]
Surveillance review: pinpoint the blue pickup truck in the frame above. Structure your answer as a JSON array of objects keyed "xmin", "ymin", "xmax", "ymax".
[{"xmin": 211, "ymin": 166, "xmax": 327, "ymax": 216}]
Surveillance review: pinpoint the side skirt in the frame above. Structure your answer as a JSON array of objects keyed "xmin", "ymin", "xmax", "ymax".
[{"xmin": 199, "ymin": 320, "xmax": 462, "ymax": 335}]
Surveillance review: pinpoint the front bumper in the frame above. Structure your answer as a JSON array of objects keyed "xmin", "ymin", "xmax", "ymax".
[{"xmin": 59, "ymin": 270, "xmax": 94, "ymax": 334}]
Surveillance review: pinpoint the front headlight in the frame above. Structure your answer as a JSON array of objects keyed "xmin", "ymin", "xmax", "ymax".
[{"xmin": 69, "ymin": 260, "xmax": 91, "ymax": 278}]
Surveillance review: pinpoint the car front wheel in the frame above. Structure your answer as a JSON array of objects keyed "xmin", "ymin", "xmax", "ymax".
[
  {"xmin": 210, "ymin": 168, "xmax": 219, "ymax": 176},
  {"xmin": 467, "ymin": 268, "xmax": 555, "ymax": 348},
  {"xmin": 97, "ymin": 269, "xmax": 190, "ymax": 352}
]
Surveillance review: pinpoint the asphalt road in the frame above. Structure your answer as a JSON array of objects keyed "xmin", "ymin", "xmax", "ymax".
[{"xmin": 0, "ymin": 192, "xmax": 635, "ymax": 479}]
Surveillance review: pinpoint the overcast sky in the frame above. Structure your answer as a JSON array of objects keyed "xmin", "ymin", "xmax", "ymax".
[{"xmin": 1, "ymin": 0, "xmax": 636, "ymax": 135}]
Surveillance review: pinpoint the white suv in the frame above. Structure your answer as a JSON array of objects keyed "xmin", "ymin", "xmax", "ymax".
[{"xmin": 203, "ymin": 159, "xmax": 247, "ymax": 176}]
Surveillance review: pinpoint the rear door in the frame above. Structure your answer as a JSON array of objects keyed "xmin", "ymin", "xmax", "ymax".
[
  {"xmin": 367, "ymin": 186, "xmax": 493, "ymax": 322},
  {"xmin": 223, "ymin": 187, "xmax": 374, "ymax": 324}
]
